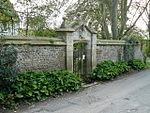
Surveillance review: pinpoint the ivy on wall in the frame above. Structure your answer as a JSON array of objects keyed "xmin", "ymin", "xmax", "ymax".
[
  {"xmin": 0, "ymin": 37, "xmax": 19, "ymax": 90},
  {"xmin": 123, "ymin": 37, "xmax": 140, "ymax": 61}
]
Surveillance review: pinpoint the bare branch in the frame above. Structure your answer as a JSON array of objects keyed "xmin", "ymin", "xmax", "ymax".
[{"xmin": 123, "ymin": 0, "xmax": 150, "ymax": 36}]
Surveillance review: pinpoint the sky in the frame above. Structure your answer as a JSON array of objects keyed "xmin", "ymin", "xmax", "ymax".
[
  {"xmin": 127, "ymin": 0, "xmax": 149, "ymax": 30},
  {"xmin": 9, "ymin": 0, "xmax": 148, "ymax": 30}
]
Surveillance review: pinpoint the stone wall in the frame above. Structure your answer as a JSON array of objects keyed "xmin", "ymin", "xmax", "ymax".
[
  {"xmin": 97, "ymin": 45, "xmax": 124, "ymax": 62},
  {"xmin": 1, "ymin": 34, "xmax": 144, "ymax": 74},
  {"xmin": 1, "ymin": 37, "xmax": 66, "ymax": 73},
  {"xmin": 96, "ymin": 40, "xmax": 143, "ymax": 63},
  {"xmin": 134, "ymin": 44, "xmax": 144, "ymax": 60},
  {"xmin": 96, "ymin": 40, "xmax": 125, "ymax": 62},
  {"xmin": 15, "ymin": 45, "xmax": 66, "ymax": 72}
]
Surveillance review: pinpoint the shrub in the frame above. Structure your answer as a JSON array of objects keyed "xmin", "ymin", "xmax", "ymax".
[
  {"xmin": 0, "ymin": 46, "xmax": 19, "ymax": 90},
  {"xmin": 0, "ymin": 91, "xmax": 16, "ymax": 109},
  {"xmin": 18, "ymin": 29, "xmax": 58, "ymax": 37},
  {"xmin": 0, "ymin": 91, "xmax": 4, "ymax": 103},
  {"xmin": 123, "ymin": 37, "xmax": 140, "ymax": 61},
  {"xmin": 128, "ymin": 59, "xmax": 145, "ymax": 70},
  {"xmin": 114, "ymin": 61, "xmax": 130, "ymax": 74},
  {"xmin": 11, "ymin": 71, "xmax": 82, "ymax": 101},
  {"xmin": 34, "ymin": 29, "xmax": 57, "ymax": 37},
  {"xmin": 143, "ymin": 45, "xmax": 150, "ymax": 57},
  {"xmin": 90, "ymin": 61, "xmax": 130, "ymax": 81}
]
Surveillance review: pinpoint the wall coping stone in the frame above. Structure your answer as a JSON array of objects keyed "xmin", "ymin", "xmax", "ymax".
[
  {"xmin": 0, "ymin": 36, "xmax": 66, "ymax": 46},
  {"xmin": 97, "ymin": 40, "xmax": 126, "ymax": 45},
  {"xmin": 73, "ymin": 40, "xmax": 89, "ymax": 44},
  {"xmin": 3, "ymin": 42, "xmax": 66, "ymax": 46},
  {"xmin": 56, "ymin": 28, "xmax": 75, "ymax": 32},
  {"xmin": 2, "ymin": 36, "xmax": 63, "ymax": 41},
  {"xmin": 1, "ymin": 37, "xmax": 128, "ymax": 46}
]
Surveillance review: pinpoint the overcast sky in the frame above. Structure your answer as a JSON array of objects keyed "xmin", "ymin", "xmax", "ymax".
[{"xmin": 10, "ymin": 0, "xmax": 148, "ymax": 30}]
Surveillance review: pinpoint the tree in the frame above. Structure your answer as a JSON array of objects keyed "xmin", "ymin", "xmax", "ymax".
[
  {"xmin": 141, "ymin": 0, "xmax": 150, "ymax": 56},
  {"xmin": 123, "ymin": 0, "xmax": 150, "ymax": 36},
  {"xmin": 14, "ymin": 0, "xmax": 72, "ymax": 36},
  {"xmin": 0, "ymin": 0, "xmax": 19, "ymax": 34},
  {"xmin": 66, "ymin": 0, "xmax": 150, "ymax": 40},
  {"xmin": 66, "ymin": 0, "xmax": 110, "ymax": 38}
]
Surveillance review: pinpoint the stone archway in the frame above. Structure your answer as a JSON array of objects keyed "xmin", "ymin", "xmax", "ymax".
[{"xmin": 57, "ymin": 24, "xmax": 97, "ymax": 76}]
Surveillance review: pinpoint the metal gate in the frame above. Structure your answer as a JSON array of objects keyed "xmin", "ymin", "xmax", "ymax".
[{"xmin": 73, "ymin": 43, "xmax": 87, "ymax": 76}]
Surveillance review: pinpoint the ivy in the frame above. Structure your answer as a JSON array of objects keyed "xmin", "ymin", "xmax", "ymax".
[
  {"xmin": 123, "ymin": 37, "xmax": 140, "ymax": 61},
  {"xmin": 0, "ymin": 39, "xmax": 19, "ymax": 90}
]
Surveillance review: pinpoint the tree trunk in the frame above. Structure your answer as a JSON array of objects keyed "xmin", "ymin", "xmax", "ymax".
[
  {"xmin": 119, "ymin": 0, "xmax": 128, "ymax": 39},
  {"xmin": 101, "ymin": 3, "xmax": 110, "ymax": 39},
  {"xmin": 111, "ymin": 0, "xmax": 119, "ymax": 40},
  {"xmin": 26, "ymin": 7, "xmax": 29, "ymax": 37},
  {"xmin": 148, "ymin": 9, "xmax": 150, "ymax": 55}
]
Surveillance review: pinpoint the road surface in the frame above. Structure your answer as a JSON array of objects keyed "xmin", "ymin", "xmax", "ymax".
[{"xmin": 8, "ymin": 69, "xmax": 150, "ymax": 113}]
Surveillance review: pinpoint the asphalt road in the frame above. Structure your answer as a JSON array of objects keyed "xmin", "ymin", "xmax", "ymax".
[{"xmin": 9, "ymin": 69, "xmax": 150, "ymax": 113}]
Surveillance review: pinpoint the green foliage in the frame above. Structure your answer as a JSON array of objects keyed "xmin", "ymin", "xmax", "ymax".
[
  {"xmin": 0, "ymin": 0, "xmax": 19, "ymax": 32},
  {"xmin": 90, "ymin": 59, "xmax": 145, "ymax": 81},
  {"xmin": 0, "ymin": 91, "xmax": 4, "ymax": 102},
  {"xmin": 0, "ymin": 92, "xmax": 17, "ymax": 109},
  {"xmin": 27, "ymin": 15, "xmax": 46, "ymax": 31},
  {"xmin": 123, "ymin": 36, "xmax": 140, "ymax": 45},
  {"xmin": 128, "ymin": 59, "xmax": 145, "ymax": 70},
  {"xmin": 49, "ymin": 39, "xmax": 54, "ymax": 43},
  {"xmin": 141, "ymin": 40, "xmax": 150, "ymax": 57},
  {"xmin": 90, "ymin": 61, "xmax": 130, "ymax": 81},
  {"xmin": 144, "ymin": 46, "xmax": 150, "ymax": 57},
  {"xmin": 0, "ymin": 71, "xmax": 82, "ymax": 109},
  {"xmin": 34, "ymin": 29, "xmax": 57, "ymax": 37},
  {"xmin": 11, "ymin": 71, "xmax": 82, "ymax": 101},
  {"xmin": 18, "ymin": 29, "xmax": 57, "ymax": 37},
  {"xmin": 0, "ymin": 46, "xmax": 19, "ymax": 89},
  {"xmin": 0, "ymin": 45, "xmax": 19, "ymax": 109},
  {"xmin": 0, "ymin": 0, "xmax": 18, "ymax": 18},
  {"xmin": 145, "ymin": 58, "xmax": 150, "ymax": 68},
  {"xmin": 129, "ymin": 30, "xmax": 146, "ymax": 41},
  {"xmin": 123, "ymin": 37, "xmax": 140, "ymax": 61}
]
